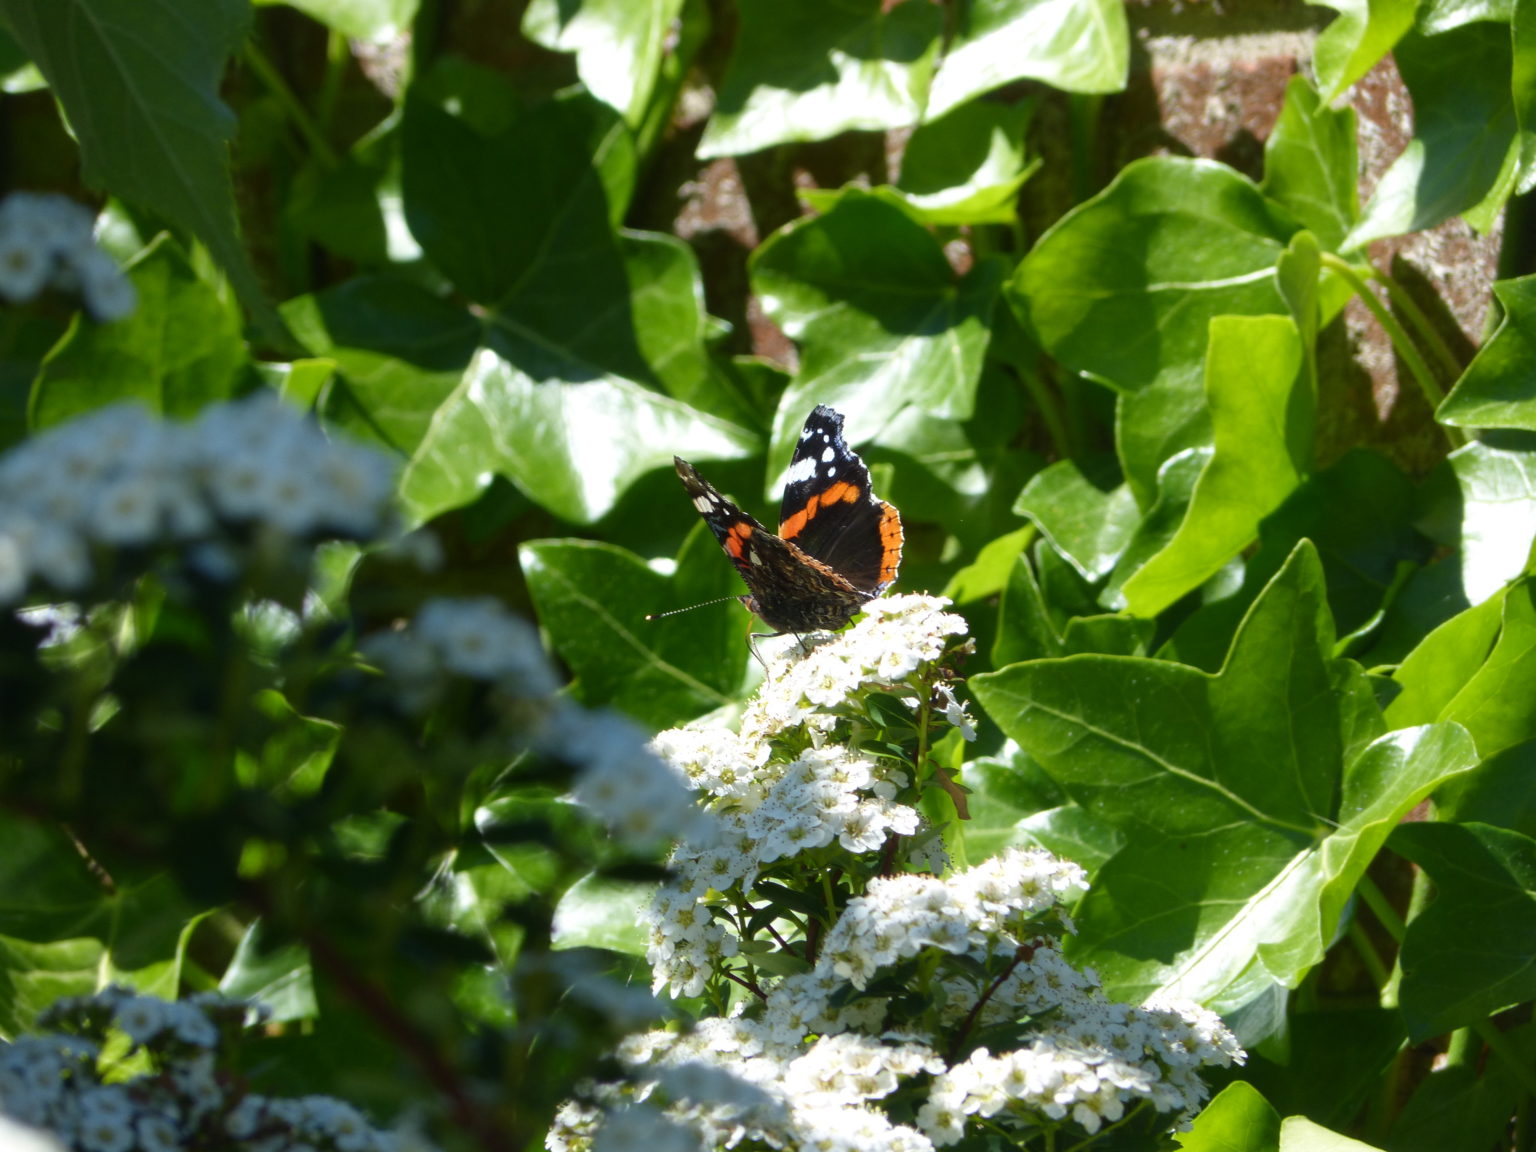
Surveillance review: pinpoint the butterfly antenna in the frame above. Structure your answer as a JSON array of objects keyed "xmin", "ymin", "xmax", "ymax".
[{"xmin": 645, "ymin": 596, "xmax": 740, "ymax": 621}]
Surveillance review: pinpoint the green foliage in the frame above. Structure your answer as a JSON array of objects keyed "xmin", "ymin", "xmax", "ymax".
[{"xmin": 2, "ymin": 0, "xmax": 1536, "ymax": 1148}]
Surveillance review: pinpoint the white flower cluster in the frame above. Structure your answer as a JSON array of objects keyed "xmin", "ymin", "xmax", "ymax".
[
  {"xmin": 559, "ymin": 856, "xmax": 1240, "ymax": 1151},
  {"xmin": 641, "ymin": 595, "xmax": 975, "ymax": 999},
  {"xmin": 919, "ymin": 996, "xmax": 1246, "ymax": 1142},
  {"xmin": 741, "ymin": 595, "xmax": 974, "ymax": 744},
  {"xmin": 362, "ymin": 595, "xmax": 559, "ymax": 709},
  {"xmin": 2, "ymin": 987, "xmax": 421, "ymax": 1152},
  {"xmin": 0, "ymin": 395, "xmax": 398, "ymax": 605},
  {"xmin": 0, "ymin": 193, "xmax": 135, "ymax": 321}
]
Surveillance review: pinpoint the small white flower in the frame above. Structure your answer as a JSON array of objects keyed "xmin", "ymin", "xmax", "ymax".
[
  {"xmin": 113, "ymin": 995, "xmax": 168, "ymax": 1044},
  {"xmin": 0, "ymin": 223, "xmax": 51, "ymax": 303}
]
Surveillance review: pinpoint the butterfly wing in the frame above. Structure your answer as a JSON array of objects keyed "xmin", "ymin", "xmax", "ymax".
[
  {"xmin": 776, "ymin": 405, "xmax": 902, "ymax": 594},
  {"xmin": 673, "ymin": 455, "xmax": 870, "ymax": 634}
]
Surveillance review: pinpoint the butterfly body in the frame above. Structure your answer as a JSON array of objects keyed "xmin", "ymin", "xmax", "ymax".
[{"xmin": 674, "ymin": 406, "xmax": 902, "ymax": 635}]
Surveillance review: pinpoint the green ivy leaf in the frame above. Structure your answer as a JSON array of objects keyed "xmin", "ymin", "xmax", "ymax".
[
  {"xmin": 1384, "ymin": 586, "xmax": 1505, "ymax": 730},
  {"xmin": 1347, "ymin": 22, "xmax": 1520, "ymax": 247},
  {"xmin": 0, "ymin": 0, "xmax": 287, "ymax": 345},
  {"xmin": 925, "ymin": 0, "xmax": 1128, "ymax": 116},
  {"xmin": 31, "ymin": 235, "xmax": 246, "ymax": 429},
  {"xmin": 1305, "ymin": 0, "xmax": 1415, "ymax": 102},
  {"xmin": 402, "ymin": 77, "xmax": 636, "ymax": 308},
  {"xmin": 551, "ymin": 873, "xmax": 653, "ymax": 956},
  {"xmin": 1013, "ymin": 456, "xmax": 1138, "ymax": 583},
  {"xmin": 523, "ymin": 0, "xmax": 687, "ymax": 127},
  {"xmin": 1450, "ymin": 441, "xmax": 1536, "ymax": 604},
  {"xmin": 1009, "ymin": 157, "xmax": 1295, "ymax": 503},
  {"xmin": 253, "ymin": 0, "xmax": 418, "ymax": 42},
  {"xmin": 1439, "ymin": 276, "xmax": 1536, "ymax": 431},
  {"xmin": 799, "ymin": 101, "xmax": 1038, "ymax": 227},
  {"xmin": 1116, "ymin": 315, "xmax": 1310, "ymax": 617},
  {"xmin": 520, "ymin": 534, "xmax": 748, "ymax": 727},
  {"xmin": 400, "ymin": 350, "xmax": 755, "ymax": 526},
  {"xmin": 752, "ymin": 192, "xmax": 1003, "ymax": 492},
  {"xmin": 0, "ymin": 817, "xmax": 204, "ymax": 1035},
  {"xmin": 698, "ymin": 0, "xmax": 941, "ymax": 158},
  {"xmin": 1389, "ymin": 581, "xmax": 1536, "ymax": 759},
  {"xmin": 284, "ymin": 277, "xmax": 482, "ymax": 453},
  {"xmin": 1261, "ymin": 76, "xmax": 1359, "ymax": 252},
  {"xmin": 1175, "ymin": 1080, "xmax": 1281, "ymax": 1151},
  {"xmin": 219, "ymin": 919, "xmax": 317, "ymax": 1023},
  {"xmin": 971, "ymin": 542, "xmax": 1479, "ymax": 1010},
  {"xmin": 1280, "ymin": 1118, "xmax": 1387, "ymax": 1152},
  {"xmin": 1391, "ymin": 821, "xmax": 1536, "ymax": 1042}
]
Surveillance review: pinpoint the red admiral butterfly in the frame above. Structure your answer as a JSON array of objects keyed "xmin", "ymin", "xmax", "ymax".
[{"xmin": 670, "ymin": 406, "xmax": 903, "ymax": 636}]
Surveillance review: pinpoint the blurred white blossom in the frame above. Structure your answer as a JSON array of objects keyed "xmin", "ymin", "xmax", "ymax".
[
  {"xmin": 0, "ymin": 193, "xmax": 134, "ymax": 321},
  {"xmin": 0, "ymin": 394, "xmax": 399, "ymax": 606},
  {"xmin": 4, "ymin": 987, "xmax": 425, "ymax": 1152}
]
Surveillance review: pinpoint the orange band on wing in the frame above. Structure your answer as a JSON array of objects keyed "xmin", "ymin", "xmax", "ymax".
[
  {"xmin": 725, "ymin": 522, "xmax": 752, "ymax": 558},
  {"xmin": 779, "ymin": 481, "xmax": 859, "ymax": 541},
  {"xmin": 877, "ymin": 503, "xmax": 903, "ymax": 585}
]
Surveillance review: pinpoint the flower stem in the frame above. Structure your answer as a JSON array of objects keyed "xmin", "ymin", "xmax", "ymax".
[
  {"xmin": 1364, "ymin": 264, "xmax": 1464, "ymax": 382},
  {"xmin": 1319, "ymin": 254, "xmax": 1467, "ymax": 448}
]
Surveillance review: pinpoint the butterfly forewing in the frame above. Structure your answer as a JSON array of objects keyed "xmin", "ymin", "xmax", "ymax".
[{"xmin": 776, "ymin": 406, "xmax": 903, "ymax": 593}]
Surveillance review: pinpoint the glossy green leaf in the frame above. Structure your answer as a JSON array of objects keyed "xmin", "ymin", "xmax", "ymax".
[
  {"xmin": 993, "ymin": 553, "xmax": 1065, "ymax": 668},
  {"xmin": 875, "ymin": 100, "xmax": 1038, "ymax": 226},
  {"xmin": 1387, "ymin": 1026, "xmax": 1529, "ymax": 1152},
  {"xmin": 1103, "ymin": 447, "xmax": 1210, "ymax": 607},
  {"xmin": 1514, "ymin": 0, "xmax": 1536, "ymax": 192},
  {"xmin": 254, "ymin": 0, "xmax": 417, "ymax": 42},
  {"xmin": 1280, "ymin": 1117, "xmax": 1385, "ymax": 1152},
  {"xmin": 1435, "ymin": 740, "xmax": 1536, "ymax": 840},
  {"xmin": 399, "ymin": 349, "xmax": 755, "ymax": 526},
  {"xmin": 1261, "ymin": 76, "xmax": 1359, "ymax": 252},
  {"xmin": 521, "ymin": 535, "xmax": 748, "ymax": 726},
  {"xmin": 1419, "ymin": 0, "xmax": 1515, "ymax": 31},
  {"xmin": 943, "ymin": 525, "xmax": 1033, "ymax": 605},
  {"xmin": 623, "ymin": 231, "xmax": 756, "ymax": 427},
  {"xmin": 0, "ymin": 817, "xmax": 202, "ymax": 1035},
  {"xmin": 1117, "ymin": 315, "xmax": 1309, "ymax": 617},
  {"xmin": 552, "ymin": 873, "xmax": 653, "ymax": 956},
  {"xmin": 1450, "ymin": 441, "xmax": 1536, "ymax": 604},
  {"xmin": 972, "ymin": 542, "xmax": 1479, "ymax": 1010},
  {"xmin": 1010, "ymin": 157, "xmax": 1295, "ymax": 502},
  {"xmin": 1174, "ymin": 1080, "xmax": 1281, "ymax": 1152},
  {"xmin": 698, "ymin": 0, "xmax": 941, "ymax": 159},
  {"xmin": 523, "ymin": 0, "xmax": 687, "ymax": 126},
  {"xmin": 1439, "ymin": 276, "xmax": 1536, "ymax": 430},
  {"xmin": 0, "ymin": 0, "xmax": 285, "ymax": 344},
  {"xmin": 31, "ymin": 235, "xmax": 246, "ymax": 429},
  {"xmin": 402, "ymin": 78, "xmax": 635, "ymax": 307},
  {"xmin": 1397, "ymin": 581, "xmax": 1536, "ymax": 758},
  {"xmin": 1391, "ymin": 821, "xmax": 1536, "ymax": 1041},
  {"xmin": 1305, "ymin": 0, "xmax": 1415, "ymax": 102},
  {"xmin": 1163, "ymin": 449, "xmax": 1428, "ymax": 672},
  {"xmin": 926, "ymin": 0, "xmax": 1128, "ymax": 115},
  {"xmin": 219, "ymin": 919, "xmax": 317, "ymax": 1023},
  {"xmin": 1384, "ymin": 586, "xmax": 1504, "ymax": 730},
  {"xmin": 285, "ymin": 277, "xmax": 481, "ymax": 453},
  {"xmin": 1013, "ymin": 456, "xmax": 1138, "ymax": 583},
  {"xmin": 1348, "ymin": 23, "xmax": 1520, "ymax": 247},
  {"xmin": 753, "ymin": 192, "xmax": 1003, "ymax": 489}
]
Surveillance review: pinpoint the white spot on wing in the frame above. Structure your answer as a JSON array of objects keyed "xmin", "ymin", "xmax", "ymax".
[
  {"xmin": 749, "ymin": 550, "xmax": 763, "ymax": 565},
  {"xmin": 799, "ymin": 424, "xmax": 815, "ymax": 440},
  {"xmin": 784, "ymin": 455, "xmax": 818, "ymax": 485},
  {"xmin": 821, "ymin": 446, "xmax": 835, "ymax": 462},
  {"xmin": 693, "ymin": 494, "xmax": 718, "ymax": 513}
]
